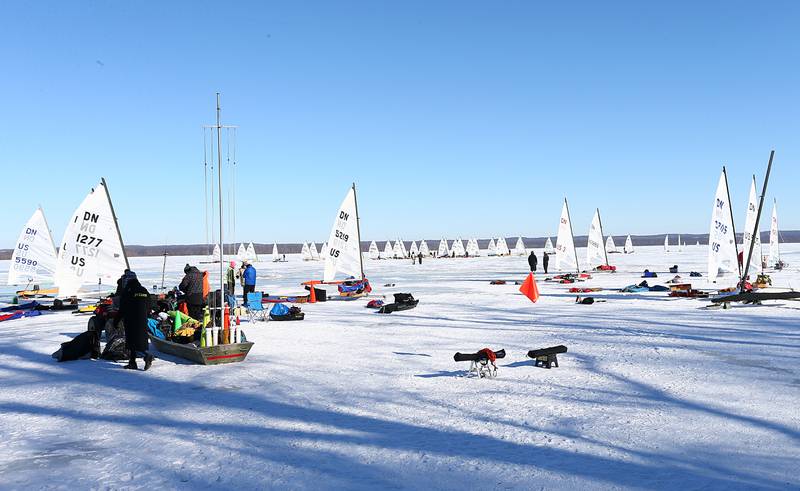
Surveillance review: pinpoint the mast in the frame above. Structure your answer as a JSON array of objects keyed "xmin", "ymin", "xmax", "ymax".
[
  {"xmin": 216, "ymin": 93, "xmax": 224, "ymax": 319},
  {"xmin": 101, "ymin": 177, "xmax": 129, "ymax": 270},
  {"xmin": 741, "ymin": 150, "xmax": 774, "ymax": 291},
  {"xmin": 352, "ymin": 183, "xmax": 365, "ymax": 279},
  {"xmin": 565, "ymin": 198, "xmax": 579, "ymax": 274},
  {"xmin": 721, "ymin": 166, "xmax": 741, "ymax": 278},
  {"xmin": 597, "ymin": 208, "xmax": 609, "ymax": 266}
]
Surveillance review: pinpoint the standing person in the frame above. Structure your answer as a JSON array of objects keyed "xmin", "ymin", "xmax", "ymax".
[
  {"xmin": 179, "ymin": 264, "xmax": 206, "ymax": 321},
  {"xmin": 119, "ymin": 277, "xmax": 154, "ymax": 371},
  {"xmin": 528, "ymin": 251, "xmax": 538, "ymax": 272},
  {"xmin": 418, "ymin": 252, "xmax": 423, "ymax": 265},
  {"xmin": 226, "ymin": 261, "xmax": 237, "ymax": 296},
  {"xmin": 115, "ymin": 269, "xmax": 137, "ymax": 296},
  {"xmin": 242, "ymin": 261, "xmax": 257, "ymax": 298},
  {"xmin": 543, "ymin": 251, "xmax": 550, "ymax": 274}
]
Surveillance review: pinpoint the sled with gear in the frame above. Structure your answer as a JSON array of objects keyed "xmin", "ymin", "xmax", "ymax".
[
  {"xmin": 148, "ymin": 332, "xmax": 254, "ymax": 365},
  {"xmin": 453, "ymin": 348, "xmax": 506, "ymax": 378},
  {"xmin": 668, "ymin": 284, "xmax": 709, "ymax": 298},
  {"xmin": 594, "ymin": 264, "xmax": 617, "ymax": 272},
  {"xmin": 365, "ymin": 299, "xmax": 384, "ymax": 309},
  {"xmin": 568, "ymin": 287, "xmax": 602, "ymax": 293},
  {"xmin": 489, "ymin": 280, "xmax": 507, "ymax": 285},
  {"xmin": 668, "ymin": 265, "xmax": 679, "ymax": 274},
  {"xmin": 641, "ymin": 270, "xmax": 658, "ymax": 278},
  {"xmin": 527, "ymin": 345, "xmax": 567, "ymax": 369},
  {"xmin": 377, "ymin": 293, "xmax": 418, "ymax": 314},
  {"xmin": 269, "ymin": 303, "xmax": 305, "ymax": 321}
]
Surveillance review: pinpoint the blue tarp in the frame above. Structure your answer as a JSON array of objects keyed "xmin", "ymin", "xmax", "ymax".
[
  {"xmin": 147, "ymin": 318, "xmax": 166, "ymax": 339},
  {"xmin": 270, "ymin": 303, "xmax": 290, "ymax": 316},
  {"xmin": 1, "ymin": 301, "xmax": 39, "ymax": 312}
]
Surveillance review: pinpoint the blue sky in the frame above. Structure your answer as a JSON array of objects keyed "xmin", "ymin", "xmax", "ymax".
[{"xmin": 1, "ymin": 1, "xmax": 798, "ymax": 247}]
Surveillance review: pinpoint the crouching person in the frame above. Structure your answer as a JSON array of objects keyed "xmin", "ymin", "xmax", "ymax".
[{"xmin": 119, "ymin": 277, "xmax": 154, "ymax": 371}]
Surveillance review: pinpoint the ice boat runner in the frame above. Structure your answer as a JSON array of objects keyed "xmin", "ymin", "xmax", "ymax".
[
  {"xmin": 555, "ymin": 198, "xmax": 580, "ymax": 273},
  {"xmin": 544, "ymin": 237, "xmax": 555, "ymax": 255},
  {"xmin": 624, "ymin": 235, "xmax": 634, "ymax": 254},
  {"xmin": 586, "ymin": 209, "xmax": 613, "ymax": 270},
  {"xmin": 513, "ymin": 237, "xmax": 526, "ymax": 256},
  {"xmin": 707, "ymin": 167, "xmax": 740, "ymax": 285},
  {"xmin": 54, "ymin": 178, "xmax": 129, "ymax": 298},
  {"xmin": 418, "ymin": 240, "xmax": 430, "ymax": 256},
  {"xmin": 313, "ymin": 184, "xmax": 370, "ymax": 299},
  {"xmin": 9, "ymin": 207, "xmax": 59, "ymax": 295},
  {"xmin": 437, "ymin": 239, "xmax": 449, "ymax": 258},
  {"xmin": 368, "ymin": 240, "xmax": 380, "ymax": 259}
]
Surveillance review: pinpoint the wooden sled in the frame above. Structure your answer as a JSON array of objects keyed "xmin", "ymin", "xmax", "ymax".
[{"xmin": 148, "ymin": 334, "xmax": 254, "ymax": 365}]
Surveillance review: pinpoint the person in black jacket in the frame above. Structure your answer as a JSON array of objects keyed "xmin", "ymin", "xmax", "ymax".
[
  {"xmin": 115, "ymin": 269, "xmax": 137, "ymax": 296},
  {"xmin": 119, "ymin": 277, "xmax": 154, "ymax": 370},
  {"xmin": 528, "ymin": 251, "xmax": 538, "ymax": 272},
  {"xmin": 179, "ymin": 264, "xmax": 206, "ymax": 321},
  {"xmin": 543, "ymin": 251, "xmax": 550, "ymax": 274}
]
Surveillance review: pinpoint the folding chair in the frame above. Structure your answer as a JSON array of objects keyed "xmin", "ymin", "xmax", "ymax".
[{"xmin": 245, "ymin": 292, "xmax": 267, "ymax": 322}]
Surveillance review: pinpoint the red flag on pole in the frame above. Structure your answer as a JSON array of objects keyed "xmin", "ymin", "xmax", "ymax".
[{"xmin": 519, "ymin": 273, "xmax": 540, "ymax": 303}]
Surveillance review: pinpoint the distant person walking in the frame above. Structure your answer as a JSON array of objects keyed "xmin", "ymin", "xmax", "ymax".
[
  {"xmin": 528, "ymin": 251, "xmax": 538, "ymax": 272},
  {"xmin": 543, "ymin": 252, "xmax": 550, "ymax": 274},
  {"xmin": 119, "ymin": 277, "xmax": 154, "ymax": 371},
  {"xmin": 418, "ymin": 252, "xmax": 423, "ymax": 265}
]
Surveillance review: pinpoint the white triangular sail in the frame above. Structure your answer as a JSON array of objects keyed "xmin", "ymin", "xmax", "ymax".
[
  {"xmin": 409, "ymin": 241, "xmax": 419, "ymax": 257},
  {"xmin": 555, "ymin": 199, "xmax": 578, "ymax": 272},
  {"xmin": 624, "ymin": 235, "xmax": 634, "ymax": 254},
  {"xmin": 309, "ymin": 242, "xmax": 320, "ymax": 261},
  {"xmin": 513, "ymin": 237, "xmax": 526, "ymax": 256},
  {"xmin": 678, "ymin": 235, "xmax": 682, "ymax": 252},
  {"xmin": 419, "ymin": 241, "xmax": 430, "ymax": 256},
  {"xmin": 496, "ymin": 237, "xmax": 510, "ymax": 256},
  {"xmin": 466, "ymin": 238, "xmax": 480, "ymax": 256},
  {"xmin": 708, "ymin": 170, "xmax": 739, "ymax": 283},
  {"xmin": 300, "ymin": 242, "xmax": 311, "ymax": 261},
  {"xmin": 451, "ymin": 238, "xmax": 466, "ymax": 257},
  {"xmin": 769, "ymin": 200, "xmax": 780, "ymax": 265},
  {"xmin": 544, "ymin": 237, "xmax": 555, "ymax": 254},
  {"xmin": 212, "ymin": 243, "xmax": 221, "ymax": 261},
  {"xmin": 664, "ymin": 235, "xmax": 669, "ymax": 252},
  {"xmin": 54, "ymin": 180, "xmax": 128, "ymax": 297},
  {"xmin": 741, "ymin": 177, "xmax": 762, "ymax": 272},
  {"xmin": 392, "ymin": 240, "xmax": 404, "ymax": 258},
  {"xmin": 8, "ymin": 208, "xmax": 58, "ymax": 285},
  {"xmin": 323, "ymin": 187, "xmax": 362, "ymax": 282},
  {"xmin": 586, "ymin": 209, "xmax": 606, "ymax": 268},
  {"xmin": 605, "ymin": 236, "xmax": 617, "ymax": 254},
  {"xmin": 399, "ymin": 240, "xmax": 408, "ymax": 258},
  {"xmin": 437, "ymin": 239, "xmax": 449, "ymax": 257},
  {"xmin": 368, "ymin": 240, "xmax": 380, "ymax": 259},
  {"xmin": 246, "ymin": 242, "xmax": 258, "ymax": 262},
  {"xmin": 487, "ymin": 238, "xmax": 497, "ymax": 256},
  {"xmin": 272, "ymin": 243, "xmax": 279, "ymax": 262},
  {"xmin": 237, "ymin": 243, "xmax": 247, "ymax": 262},
  {"xmin": 383, "ymin": 240, "xmax": 393, "ymax": 257}
]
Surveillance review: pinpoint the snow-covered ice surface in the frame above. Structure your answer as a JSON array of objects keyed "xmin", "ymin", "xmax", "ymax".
[{"xmin": 1, "ymin": 245, "xmax": 799, "ymax": 490}]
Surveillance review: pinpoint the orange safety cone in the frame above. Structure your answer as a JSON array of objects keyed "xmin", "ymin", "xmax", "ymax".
[
  {"xmin": 222, "ymin": 305, "xmax": 231, "ymax": 344},
  {"xmin": 309, "ymin": 285, "xmax": 316, "ymax": 303},
  {"xmin": 235, "ymin": 314, "xmax": 240, "ymax": 326},
  {"xmin": 519, "ymin": 273, "xmax": 540, "ymax": 303}
]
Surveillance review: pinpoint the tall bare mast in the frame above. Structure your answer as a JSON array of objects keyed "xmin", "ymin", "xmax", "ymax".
[{"xmin": 741, "ymin": 150, "xmax": 774, "ymax": 292}]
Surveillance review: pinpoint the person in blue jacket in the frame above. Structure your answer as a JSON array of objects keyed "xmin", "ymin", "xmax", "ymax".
[{"xmin": 242, "ymin": 261, "xmax": 257, "ymax": 298}]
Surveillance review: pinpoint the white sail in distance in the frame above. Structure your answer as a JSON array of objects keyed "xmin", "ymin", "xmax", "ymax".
[
  {"xmin": 392, "ymin": 240, "xmax": 404, "ymax": 258},
  {"xmin": 586, "ymin": 209, "xmax": 606, "ymax": 268},
  {"xmin": 741, "ymin": 177, "xmax": 762, "ymax": 272},
  {"xmin": 555, "ymin": 199, "xmax": 578, "ymax": 272},
  {"xmin": 769, "ymin": 200, "xmax": 780, "ymax": 265},
  {"xmin": 212, "ymin": 243, "xmax": 221, "ymax": 261},
  {"xmin": 399, "ymin": 240, "xmax": 409, "ymax": 258},
  {"xmin": 487, "ymin": 238, "xmax": 497, "ymax": 256},
  {"xmin": 409, "ymin": 241, "xmax": 419, "ymax": 257},
  {"xmin": 708, "ymin": 170, "xmax": 739, "ymax": 283},
  {"xmin": 272, "ymin": 243, "xmax": 279, "ymax": 262},
  {"xmin": 368, "ymin": 241, "xmax": 379, "ymax": 259},
  {"xmin": 323, "ymin": 186, "xmax": 363, "ymax": 282},
  {"xmin": 605, "ymin": 236, "xmax": 617, "ymax": 254},
  {"xmin": 237, "ymin": 243, "xmax": 247, "ymax": 262},
  {"xmin": 309, "ymin": 242, "xmax": 320, "ymax": 261},
  {"xmin": 300, "ymin": 242, "xmax": 311, "ymax": 261},
  {"xmin": 496, "ymin": 237, "xmax": 510, "ymax": 256},
  {"xmin": 664, "ymin": 235, "xmax": 669, "ymax": 252},
  {"xmin": 383, "ymin": 240, "xmax": 393, "ymax": 257},
  {"xmin": 8, "ymin": 208, "xmax": 58, "ymax": 285},
  {"xmin": 513, "ymin": 237, "xmax": 526, "ymax": 256},
  {"xmin": 419, "ymin": 241, "xmax": 430, "ymax": 256},
  {"xmin": 246, "ymin": 242, "xmax": 258, "ymax": 262},
  {"xmin": 466, "ymin": 238, "xmax": 480, "ymax": 256},
  {"xmin": 624, "ymin": 235, "xmax": 634, "ymax": 254},
  {"xmin": 451, "ymin": 239, "xmax": 466, "ymax": 257},
  {"xmin": 437, "ymin": 239, "xmax": 449, "ymax": 257},
  {"xmin": 544, "ymin": 237, "xmax": 555, "ymax": 254},
  {"xmin": 54, "ymin": 180, "xmax": 128, "ymax": 297}
]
